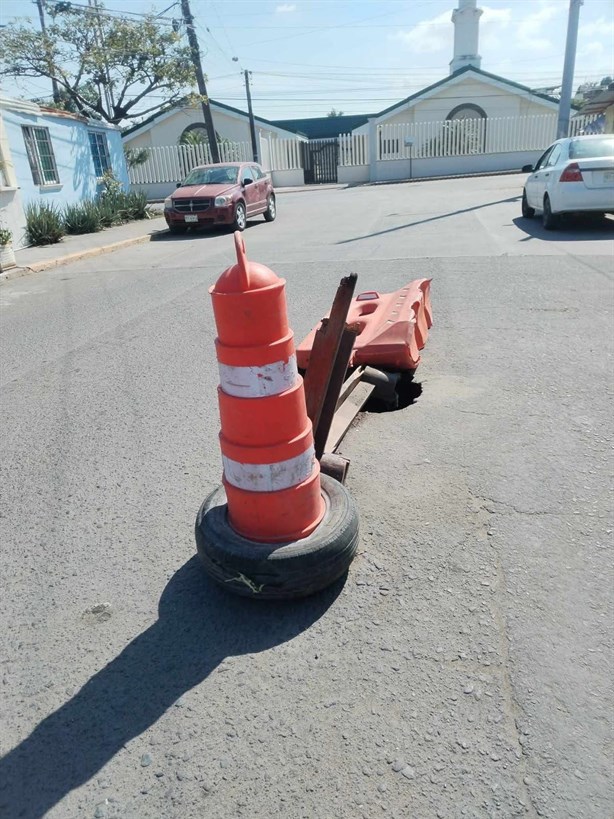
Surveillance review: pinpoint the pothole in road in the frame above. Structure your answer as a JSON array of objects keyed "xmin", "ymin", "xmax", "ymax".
[{"xmin": 363, "ymin": 373, "xmax": 423, "ymax": 413}]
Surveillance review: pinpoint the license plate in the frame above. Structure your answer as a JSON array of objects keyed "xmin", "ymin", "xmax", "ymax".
[{"xmin": 184, "ymin": 214, "xmax": 198, "ymax": 223}]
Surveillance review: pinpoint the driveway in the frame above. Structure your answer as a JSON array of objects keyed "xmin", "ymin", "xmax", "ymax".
[{"xmin": 0, "ymin": 175, "xmax": 612, "ymax": 818}]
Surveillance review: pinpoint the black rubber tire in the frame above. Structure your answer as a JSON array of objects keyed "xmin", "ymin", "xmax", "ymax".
[
  {"xmin": 263, "ymin": 194, "xmax": 276, "ymax": 222},
  {"xmin": 232, "ymin": 201, "xmax": 246, "ymax": 232},
  {"xmin": 168, "ymin": 224, "xmax": 188, "ymax": 235},
  {"xmin": 195, "ymin": 474, "xmax": 359, "ymax": 600},
  {"xmin": 521, "ymin": 189, "xmax": 535, "ymax": 218},
  {"xmin": 542, "ymin": 195, "xmax": 558, "ymax": 230}
]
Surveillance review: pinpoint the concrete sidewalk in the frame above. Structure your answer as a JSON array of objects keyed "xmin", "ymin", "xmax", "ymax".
[{"xmin": 2, "ymin": 216, "xmax": 169, "ymax": 281}]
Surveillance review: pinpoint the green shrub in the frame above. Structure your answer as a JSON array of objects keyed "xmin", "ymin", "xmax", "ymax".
[
  {"xmin": 97, "ymin": 173, "xmax": 130, "ymax": 225},
  {"xmin": 63, "ymin": 200, "xmax": 102, "ymax": 234},
  {"xmin": 124, "ymin": 190, "xmax": 150, "ymax": 220},
  {"xmin": 99, "ymin": 170, "xmax": 124, "ymax": 198},
  {"xmin": 96, "ymin": 195, "xmax": 121, "ymax": 228},
  {"xmin": 25, "ymin": 201, "xmax": 65, "ymax": 246}
]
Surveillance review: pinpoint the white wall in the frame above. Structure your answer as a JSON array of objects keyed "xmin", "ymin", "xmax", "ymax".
[
  {"xmin": 381, "ymin": 77, "xmax": 555, "ymax": 127},
  {"xmin": 142, "ymin": 108, "xmax": 251, "ymax": 146},
  {"xmin": 338, "ymin": 165, "xmax": 369, "ymax": 184},
  {"xmin": 0, "ymin": 110, "xmax": 27, "ymax": 249},
  {"xmin": 271, "ymin": 169, "xmax": 304, "ymax": 187},
  {"xmin": 372, "ymin": 150, "xmax": 541, "ymax": 182},
  {"xmin": 0, "ymin": 187, "xmax": 26, "ymax": 250},
  {"xmin": 131, "ymin": 182, "xmax": 176, "ymax": 201},
  {"xmin": 124, "ymin": 107, "xmax": 299, "ymax": 153}
]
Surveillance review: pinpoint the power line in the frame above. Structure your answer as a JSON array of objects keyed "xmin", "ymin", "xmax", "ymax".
[
  {"xmin": 210, "ymin": 0, "xmax": 239, "ymax": 63},
  {"xmin": 49, "ymin": 1, "xmax": 177, "ymax": 23},
  {"xmin": 194, "ymin": 20, "xmax": 237, "ymax": 69},
  {"xmin": 250, "ymin": 70, "xmax": 581, "ymax": 82}
]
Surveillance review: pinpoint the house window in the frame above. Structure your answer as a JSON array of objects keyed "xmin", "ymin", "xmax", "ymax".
[
  {"xmin": 89, "ymin": 131, "xmax": 111, "ymax": 177},
  {"xmin": 444, "ymin": 104, "xmax": 487, "ymax": 154},
  {"xmin": 22, "ymin": 126, "xmax": 60, "ymax": 186}
]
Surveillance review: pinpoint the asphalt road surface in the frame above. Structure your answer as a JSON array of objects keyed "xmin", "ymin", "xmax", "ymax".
[{"xmin": 1, "ymin": 175, "xmax": 612, "ymax": 819}]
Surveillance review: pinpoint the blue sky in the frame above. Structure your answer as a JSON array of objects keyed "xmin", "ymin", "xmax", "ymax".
[{"xmin": 1, "ymin": 0, "xmax": 613, "ymax": 121}]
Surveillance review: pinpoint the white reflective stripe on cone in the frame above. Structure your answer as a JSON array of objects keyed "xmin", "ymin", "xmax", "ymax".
[
  {"xmin": 223, "ymin": 446, "xmax": 315, "ymax": 492},
  {"xmin": 218, "ymin": 355, "xmax": 298, "ymax": 398}
]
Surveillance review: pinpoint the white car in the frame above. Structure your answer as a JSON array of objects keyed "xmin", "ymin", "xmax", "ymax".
[{"xmin": 521, "ymin": 134, "xmax": 614, "ymax": 229}]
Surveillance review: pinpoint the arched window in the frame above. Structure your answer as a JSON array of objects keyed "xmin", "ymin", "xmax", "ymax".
[
  {"xmin": 179, "ymin": 123, "xmax": 220, "ymax": 145},
  {"xmin": 445, "ymin": 103, "xmax": 487, "ymax": 153},
  {"xmin": 446, "ymin": 103, "xmax": 487, "ymax": 122}
]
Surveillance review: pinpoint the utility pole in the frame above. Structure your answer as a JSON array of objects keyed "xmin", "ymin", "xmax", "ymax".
[
  {"xmin": 180, "ymin": 0, "xmax": 220, "ymax": 163},
  {"xmin": 557, "ymin": 0, "xmax": 583, "ymax": 140},
  {"xmin": 35, "ymin": 0, "xmax": 61, "ymax": 105},
  {"xmin": 244, "ymin": 70, "xmax": 259, "ymax": 163}
]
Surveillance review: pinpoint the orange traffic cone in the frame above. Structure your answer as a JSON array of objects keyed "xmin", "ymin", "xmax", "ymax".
[{"xmin": 209, "ymin": 232, "xmax": 325, "ymax": 543}]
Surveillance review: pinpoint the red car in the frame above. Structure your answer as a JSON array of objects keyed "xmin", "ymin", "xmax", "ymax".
[{"xmin": 163, "ymin": 162, "xmax": 276, "ymax": 234}]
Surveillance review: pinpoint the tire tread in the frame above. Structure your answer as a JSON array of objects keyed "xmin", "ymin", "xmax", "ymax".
[{"xmin": 195, "ymin": 475, "xmax": 359, "ymax": 599}]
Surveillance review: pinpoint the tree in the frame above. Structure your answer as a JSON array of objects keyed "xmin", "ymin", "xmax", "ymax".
[
  {"xmin": 0, "ymin": 1, "xmax": 197, "ymax": 126},
  {"xmin": 179, "ymin": 128, "xmax": 208, "ymax": 146},
  {"xmin": 327, "ymin": 108, "xmax": 345, "ymax": 118},
  {"xmin": 575, "ymin": 81, "xmax": 599, "ymax": 100},
  {"xmin": 31, "ymin": 87, "xmax": 101, "ymax": 117},
  {"xmin": 124, "ymin": 146, "xmax": 150, "ymax": 168}
]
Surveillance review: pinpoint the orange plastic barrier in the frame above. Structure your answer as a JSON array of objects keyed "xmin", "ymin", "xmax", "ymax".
[
  {"xmin": 297, "ymin": 279, "xmax": 432, "ymax": 372},
  {"xmin": 210, "ymin": 232, "xmax": 325, "ymax": 543}
]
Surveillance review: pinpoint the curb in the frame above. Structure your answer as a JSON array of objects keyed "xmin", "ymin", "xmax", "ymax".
[
  {"xmin": 356, "ymin": 170, "xmax": 525, "ymax": 188},
  {"xmin": 0, "ymin": 228, "xmax": 167, "ymax": 283}
]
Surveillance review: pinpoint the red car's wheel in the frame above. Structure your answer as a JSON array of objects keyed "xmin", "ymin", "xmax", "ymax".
[
  {"xmin": 264, "ymin": 194, "xmax": 276, "ymax": 222},
  {"xmin": 233, "ymin": 202, "xmax": 246, "ymax": 232}
]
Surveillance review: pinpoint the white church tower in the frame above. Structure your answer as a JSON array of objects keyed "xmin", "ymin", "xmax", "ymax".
[{"xmin": 450, "ymin": 0, "xmax": 483, "ymax": 74}]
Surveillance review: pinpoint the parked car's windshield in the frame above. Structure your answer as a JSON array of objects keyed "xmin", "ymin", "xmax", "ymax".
[
  {"xmin": 181, "ymin": 166, "xmax": 239, "ymax": 186},
  {"xmin": 568, "ymin": 137, "xmax": 614, "ymax": 159}
]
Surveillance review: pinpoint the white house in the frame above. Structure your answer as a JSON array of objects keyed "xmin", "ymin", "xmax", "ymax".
[
  {"xmin": 335, "ymin": 0, "xmax": 573, "ymax": 183},
  {"xmin": 122, "ymin": 98, "xmax": 301, "ymax": 153},
  {"xmin": 353, "ymin": 0, "xmax": 561, "ymax": 135},
  {"xmin": 123, "ymin": 0, "xmax": 590, "ymax": 190}
]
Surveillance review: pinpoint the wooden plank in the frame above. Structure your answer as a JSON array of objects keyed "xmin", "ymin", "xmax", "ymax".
[
  {"xmin": 314, "ymin": 326, "xmax": 358, "ymax": 460},
  {"xmin": 335, "ymin": 365, "xmax": 365, "ymax": 409},
  {"xmin": 303, "ymin": 274, "xmax": 357, "ymax": 436},
  {"xmin": 325, "ymin": 381, "xmax": 375, "ymax": 454}
]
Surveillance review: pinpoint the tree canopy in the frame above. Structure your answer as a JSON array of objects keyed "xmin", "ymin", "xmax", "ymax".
[{"xmin": 0, "ymin": 1, "xmax": 197, "ymax": 126}]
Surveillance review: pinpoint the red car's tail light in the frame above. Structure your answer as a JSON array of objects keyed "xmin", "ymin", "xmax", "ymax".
[{"xmin": 560, "ymin": 162, "xmax": 583, "ymax": 182}]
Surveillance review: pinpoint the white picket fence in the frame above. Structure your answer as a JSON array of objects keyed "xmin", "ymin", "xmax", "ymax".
[
  {"xmin": 338, "ymin": 133, "xmax": 369, "ymax": 166},
  {"xmin": 259, "ymin": 136, "xmax": 303, "ymax": 171},
  {"xmin": 127, "ymin": 113, "xmax": 605, "ymax": 195},
  {"xmin": 129, "ymin": 141, "xmax": 252, "ymax": 185},
  {"xmin": 338, "ymin": 113, "xmax": 602, "ymax": 166}
]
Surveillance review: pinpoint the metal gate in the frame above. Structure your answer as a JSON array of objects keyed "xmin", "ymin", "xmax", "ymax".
[{"xmin": 301, "ymin": 139, "xmax": 339, "ymax": 184}]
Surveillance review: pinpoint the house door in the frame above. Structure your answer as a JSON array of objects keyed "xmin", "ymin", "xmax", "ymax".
[{"xmin": 301, "ymin": 139, "xmax": 339, "ymax": 184}]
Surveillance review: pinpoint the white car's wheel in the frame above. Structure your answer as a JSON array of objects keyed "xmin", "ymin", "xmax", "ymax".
[
  {"xmin": 542, "ymin": 195, "xmax": 559, "ymax": 231},
  {"xmin": 522, "ymin": 189, "xmax": 535, "ymax": 219}
]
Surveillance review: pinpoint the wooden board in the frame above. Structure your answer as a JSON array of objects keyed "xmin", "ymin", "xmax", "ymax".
[{"xmin": 325, "ymin": 381, "xmax": 375, "ymax": 453}]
